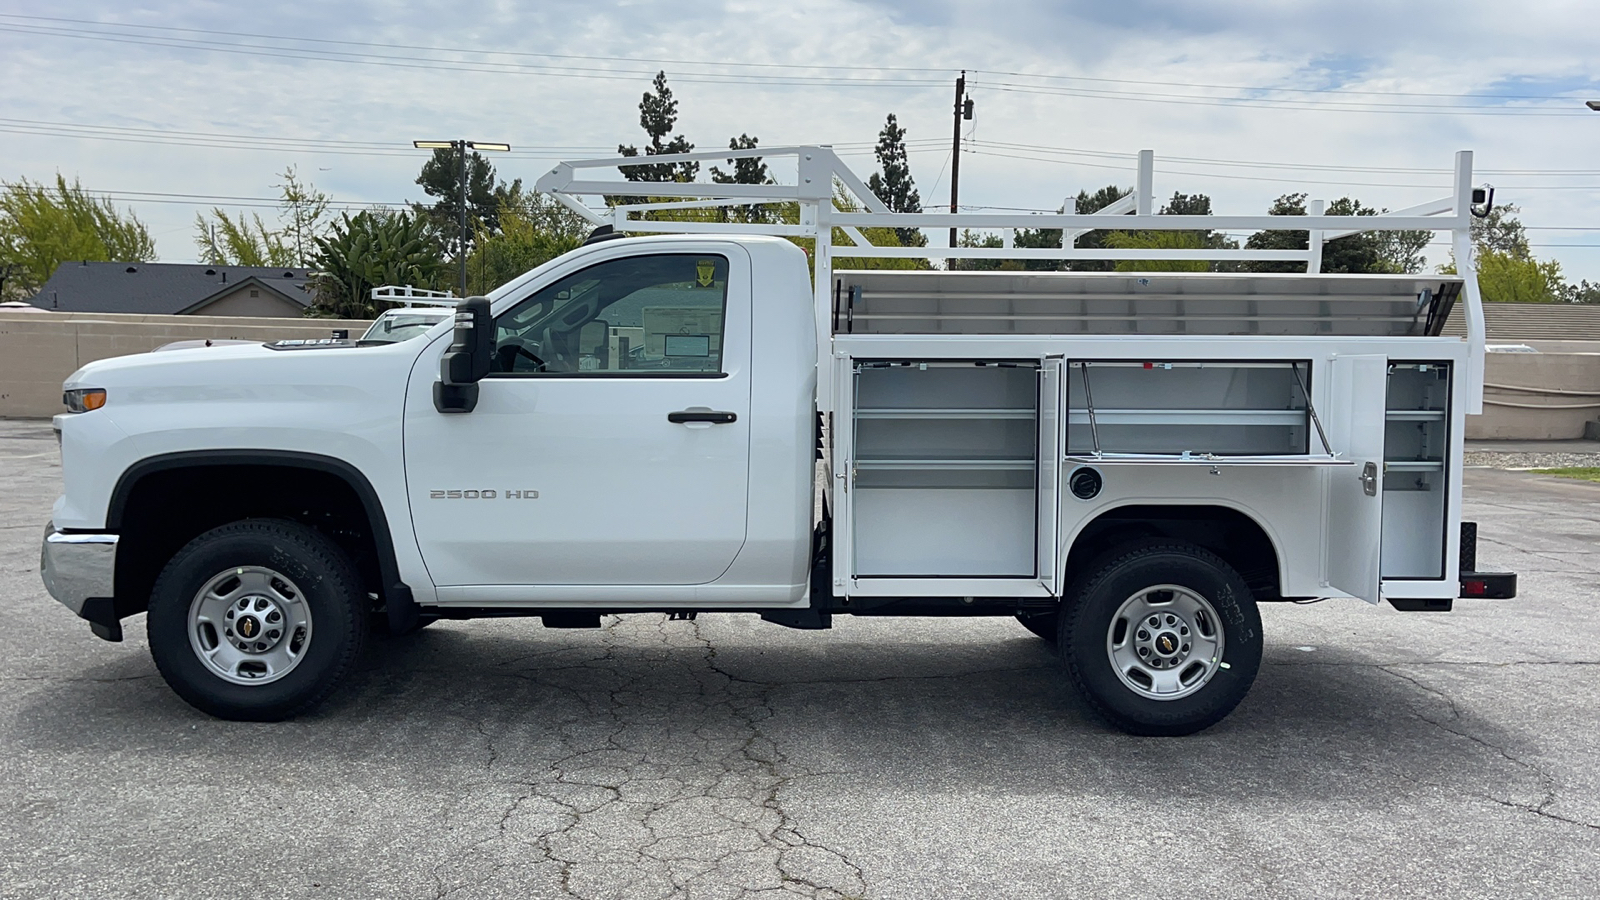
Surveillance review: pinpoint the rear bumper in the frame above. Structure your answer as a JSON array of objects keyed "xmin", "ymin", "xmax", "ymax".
[
  {"xmin": 40, "ymin": 524, "xmax": 122, "ymax": 641},
  {"xmin": 1460, "ymin": 570, "xmax": 1517, "ymax": 599},
  {"xmin": 1458, "ymin": 521, "xmax": 1516, "ymax": 600}
]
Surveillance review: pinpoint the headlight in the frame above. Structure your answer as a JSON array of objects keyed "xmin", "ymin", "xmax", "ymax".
[{"xmin": 63, "ymin": 388, "xmax": 106, "ymax": 413}]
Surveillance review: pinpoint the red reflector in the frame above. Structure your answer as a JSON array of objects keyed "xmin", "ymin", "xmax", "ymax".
[
  {"xmin": 1144, "ymin": 362, "xmax": 1153, "ymax": 369},
  {"xmin": 1462, "ymin": 580, "xmax": 1487, "ymax": 596}
]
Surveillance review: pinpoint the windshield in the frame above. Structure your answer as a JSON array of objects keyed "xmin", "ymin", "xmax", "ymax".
[{"xmin": 358, "ymin": 312, "xmax": 450, "ymax": 345}]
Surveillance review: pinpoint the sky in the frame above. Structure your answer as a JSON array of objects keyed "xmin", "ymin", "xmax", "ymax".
[{"xmin": 3, "ymin": 0, "xmax": 1599, "ymax": 281}]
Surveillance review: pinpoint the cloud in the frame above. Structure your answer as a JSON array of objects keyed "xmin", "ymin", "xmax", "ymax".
[{"xmin": 3, "ymin": 0, "xmax": 1596, "ymax": 279}]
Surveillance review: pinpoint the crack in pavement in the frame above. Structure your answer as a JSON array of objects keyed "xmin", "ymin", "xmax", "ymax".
[
  {"xmin": 1377, "ymin": 665, "xmax": 1600, "ymax": 834},
  {"xmin": 414, "ymin": 614, "xmax": 871, "ymax": 899}
]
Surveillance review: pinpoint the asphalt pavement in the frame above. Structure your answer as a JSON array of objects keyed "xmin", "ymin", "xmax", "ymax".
[{"xmin": 2, "ymin": 418, "xmax": 1597, "ymax": 899}]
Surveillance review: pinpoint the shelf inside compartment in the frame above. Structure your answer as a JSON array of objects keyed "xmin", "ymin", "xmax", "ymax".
[
  {"xmin": 851, "ymin": 361, "xmax": 1041, "ymax": 578},
  {"xmin": 1385, "ymin": 460, "xmax": 1445, "ymax": 472},
  {"xmin": 855, "ymin": 408, "xmax": 1036, "ymax": 420},
  {"xmin": 856, "ymin": 458, "xmax": 1035, "ymax": 470},
  {"xmin": 1066, "ymin": 361, "xmax": 1310, "ymax": 456},
  {"xmin": 1067, "ymin": 408, "xmax": 1305, "ymax": 427},
  {"xmin": 1381, "ymin": 361, "xmax": 1451, "ymax": 578}
]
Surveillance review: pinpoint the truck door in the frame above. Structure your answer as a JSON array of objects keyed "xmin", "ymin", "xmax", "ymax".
[
  {"xmin": 1323, "ymin": 354, "xmax": 1388, "ymax": 603},
  {"xmin": 403, "ymin": 248, "xmax": 752, "ymax": 586}
]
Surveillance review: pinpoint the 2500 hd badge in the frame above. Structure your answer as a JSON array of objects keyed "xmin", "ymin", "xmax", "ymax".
[{"xmin": 428, "ymin": 489, "xmax": 539, "ymax": 499}]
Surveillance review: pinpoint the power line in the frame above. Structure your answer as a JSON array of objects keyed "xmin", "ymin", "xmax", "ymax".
[
  {"xmin": 0, "ymin": 13, "xmax": 957, "ymax": 76},
  {"xmin": 0, "ymin": 117, "xmax": 916, "ymax": 161},
  {"xmin": 972, "ymin": 80, "xmax": 1596, "ymax": 117},
  {"xmin": 7, "ymin": 13, "xmax": 1589, "ymax": 107},
  {"xmin": 962, "ymin": 147, "xmax": 1600, "ymax": 190},
  {"xmin": 971, "ymin": 68, "xmax": 1596, "ymax": 102},
  {"xmin": 0, "ymin": 21, "xmax": 947, "ymax": 88},
  {"xmin": 966, "ymin": 139, "xmax": 1600, "ymax": 176}
]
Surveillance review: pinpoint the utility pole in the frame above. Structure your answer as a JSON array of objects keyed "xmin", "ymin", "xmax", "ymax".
[
  {"xmin": 949, "ymin": 71, "xmax": 974, "ymax": 248},
  {"xmin": 413, "ymin": 139, "xmax": 511, "ymax": 297}
]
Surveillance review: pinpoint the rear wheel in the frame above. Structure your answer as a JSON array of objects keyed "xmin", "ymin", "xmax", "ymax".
[
  {"xmin": 147, "ymin": 519, "xmax": 367, "ymax": 721},
  {"xmin": 1060, "ymin": 542, "xmax": 1262, "ymax": 736}
]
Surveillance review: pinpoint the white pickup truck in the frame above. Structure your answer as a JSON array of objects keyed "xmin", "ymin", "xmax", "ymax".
[{"xmin": 40, "ymin": 147, "xmax": 1515, "ymax": 735}]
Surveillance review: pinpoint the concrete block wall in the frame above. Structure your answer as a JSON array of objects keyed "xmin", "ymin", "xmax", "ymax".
[
  {"xmin": 1471, "ymin": 344, "xmax": 1600, "ymax": 440},
  {"xmin": 5, "ymin": 309, "xmax": 1596, "ymax": 440},
  {"xmin": 0, "ymin": 310, "xmax": 371, "ymax": 418}
]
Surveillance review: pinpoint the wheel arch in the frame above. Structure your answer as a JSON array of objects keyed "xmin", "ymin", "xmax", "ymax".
[
  {"xmin": 1062, "ymin": 502, "xmax": 1287, "ymax": 602},
  {"xmin": 106, "ymin": 450, "xmax": 414, "ymax": 625}
]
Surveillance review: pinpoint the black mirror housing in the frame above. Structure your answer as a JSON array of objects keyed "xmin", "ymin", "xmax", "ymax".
[{"xmin": 435, "ymin": 296, "xmax": 493, "ymax": 413}]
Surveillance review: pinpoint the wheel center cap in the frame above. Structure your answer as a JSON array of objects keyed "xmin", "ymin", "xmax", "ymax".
[
  {"xmin": 237, "ymin": 615, "xmax": 261, "ymax": 640},
  {"xmin": 1155, "ymin": 632, "xmax": 1180, "ymax": 656}
]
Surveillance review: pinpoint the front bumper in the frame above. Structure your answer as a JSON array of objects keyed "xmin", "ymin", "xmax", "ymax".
[{"xmin": 40, "ymin": 524, "xmax": 122, "ymax": 641}]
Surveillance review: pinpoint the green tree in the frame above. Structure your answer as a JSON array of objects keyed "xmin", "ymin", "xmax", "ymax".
[
  {"xmin": 0, "ymin": 175, "xmax": 156, "ymax": 301},
  {"xmin": 1245, "ymin": 193, "xmax": 1429, "ymax": 274},
  {"xmin": 1443, "ymin": 250, "xmax": 1566, "ymax": 303},
  {"xmin": 1440, "ymin": 203, "xmax": 1572, "ymax": 303},
  {"xmin": 464, "ymin": 188, "xmax": 591, "ymax": 295},
  {"xmin": 195, "ymin": 167, "xmax": 331, "ymax": 267},
  {"xmin": 1156, "ymin": 192, "xmax": 1237, "ymax": 253},
  {"xmin": 710, "ymin": 134, "xmax": 776, "ymax": 224},
  {"xmin": 416, "ymin": 149, "xmax": 515, "ymax": 253},
  {"xmin": 709, "ymin": 134, "xmax": 770, "ymax": 185},
  {"xmin": 618, "ymin": 71, "xmax": 698, "ymax": 183},
  {"xmin": 1057, "ymin": 185, "xmax": 1133, "ymax": 272},
  {"xmin": 779, "ymin": 185, "xmax": 929, "ymax": 271},
  {"xmin": 1103, "ymin": 230, "xmax": 1208, "ymax": 272},
  {"xmin": 865, "ymin": 114, "xmax": 925, "ymax": 247},
  {"xmin": 959, "ymin": 186, "xmax": 1132, "ymax": 273},
  {"xmin": 275, "ymin": 165, "xmax": 331, "ymax": 266},
  {"xmin": 193, "ymin": 209, "xmax": 294, "ymax": 267},
  {"xmin": 1470, "ymin": 202, "xmax": 1530, "ymax": 258},
  {"xmin": 1563, "ymin": 280, "xmax": 1600, "ymax": 304},
  {"xmin": 308, "ymin": 209, "xmax": 448, "ymax": 318}
]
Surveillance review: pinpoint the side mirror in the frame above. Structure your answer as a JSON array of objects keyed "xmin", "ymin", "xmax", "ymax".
[{"xmin": 434, "ymin": 296, "xmax": 492, "ymax": 414}]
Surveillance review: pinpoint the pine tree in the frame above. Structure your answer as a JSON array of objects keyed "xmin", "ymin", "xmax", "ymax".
[
  {"xmin": 415, "ymin": 149, "xmax": 512, "ymax": 255},
  {"xmin": 866, "ymin": 114, "xmax": 925, "ymax": 247},
  {"xmin": 618, "ymin": 71, "xmax": 699, "ymax": 182},
  {"xmin": 710, "ymin": 134, "xmax": 773, "ymax": 224},
  {"xmin": 1245, "ymin": 193, "xmax": 1429, "ymax": 274},
  {"xmin": 709, "ymin": 134, "xmax": 769, "ymax": 185}
]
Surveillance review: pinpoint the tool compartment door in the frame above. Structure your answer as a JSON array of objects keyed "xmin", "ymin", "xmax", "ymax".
[{"xmin": 1323, "ymin": 354, "xmax": 1388, "ymax": 603}]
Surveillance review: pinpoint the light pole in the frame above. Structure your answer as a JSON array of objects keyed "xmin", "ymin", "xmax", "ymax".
[{"xmin": 413, "ymin": 139, "xmax": 511, "ymax": 297}]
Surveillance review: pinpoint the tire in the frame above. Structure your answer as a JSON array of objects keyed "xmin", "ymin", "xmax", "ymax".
[
  {"xmin": 1015, "ymin": 611, "xmax": 1059, "ymax": 643},
  {"xmin": 146, "ymin": 519, "xmax": 368, "ymax": 721},
  {"xmin": 1060, "ymin": 541, "xmax": 1263, "ymax": 736}
]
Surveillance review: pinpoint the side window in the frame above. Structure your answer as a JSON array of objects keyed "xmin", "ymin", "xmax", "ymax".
[{"xmin": 489, "ymin": 254, "xmax": 729, "ymax": 375}]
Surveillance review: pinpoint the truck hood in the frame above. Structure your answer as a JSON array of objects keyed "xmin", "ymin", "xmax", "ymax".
[{"xmin": 63, "ymin": 335, "xmax": 438, "ymax": 391}]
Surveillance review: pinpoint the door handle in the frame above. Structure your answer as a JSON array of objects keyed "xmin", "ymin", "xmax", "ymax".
[{"xmin": 668, "ymin": 410, "xmax": 737, "ymax": 424}]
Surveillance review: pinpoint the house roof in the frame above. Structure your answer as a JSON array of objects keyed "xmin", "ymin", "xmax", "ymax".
[{"xmin": 27, "ymin": 261, "xmax": 312, "ymax": 315}]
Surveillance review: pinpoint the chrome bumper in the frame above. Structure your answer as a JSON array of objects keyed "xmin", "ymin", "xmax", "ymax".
[{"xmin": 40, "ymin": 524, "xmax": 118, "ymax": 618}]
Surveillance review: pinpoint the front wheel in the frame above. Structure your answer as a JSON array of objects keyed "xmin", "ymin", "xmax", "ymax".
[
  {"xmin": 1060, "ymin": 542, "xmax": 1262, "ymax": 736},
  {"xmin": 147, "ymin": 519, "xmax": 367, "ymax": 721}
]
